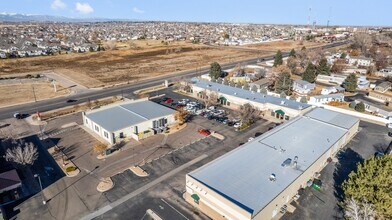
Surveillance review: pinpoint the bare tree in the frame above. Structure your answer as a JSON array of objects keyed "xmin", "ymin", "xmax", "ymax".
[
  {"xmin": 200, "ymin": 90, "xmax": 218, "ymax": 109},
  {"xmin": 353, "ymin": 33, "xmax": 372, "ymax": 54},
  {"xmin": 4, "ymin": 139, "xmax": 38, "ymax": 166},
  {"xmin": 239, "ymin": 103, "xmax": 260, "ymax": 123},
  {"xmin": 345, "ymin": 198, "xmax": 361, "ymax": 220},
  {"xmin": 344, "ymin": 198, "xmax": 376, "ymax": 220}
]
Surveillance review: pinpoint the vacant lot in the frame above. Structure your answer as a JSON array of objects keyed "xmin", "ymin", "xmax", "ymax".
[
  {"xmin": 0, "ymin": 40, "xmax": 267, "ymax": 88},
  {"xmin": 242, "ymin": 40, "xmax": 325, "ymax": 51},
  {"xmin": 0, "ymin": 82, "xmax": 69, "ymax": 107}
]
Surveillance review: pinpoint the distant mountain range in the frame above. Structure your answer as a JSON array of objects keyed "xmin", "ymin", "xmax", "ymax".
[{"xmin": 0, "ymin": 12, "xmax": 136, "ymax": 22}]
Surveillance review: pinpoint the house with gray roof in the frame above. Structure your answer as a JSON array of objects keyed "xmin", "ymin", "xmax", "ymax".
[
  {"xmin": 83, "ymin": 98, "xmax": 176, "ymax": 144},
  {"xmin": 293, "ymin": 79, "xmax": 316, "ymax": 95},
  {"xmin": 185, "ymin": 108, "xmax": 359, "ymax": 220}
]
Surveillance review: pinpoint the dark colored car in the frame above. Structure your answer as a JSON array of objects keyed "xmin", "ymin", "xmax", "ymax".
[
  {"xmin": 388, "ymin": 132, "xmax": 392, "ymax": 137},
  {"xmin": 66, "ymin": 99, "xmax": 77, "ymax": 103}
]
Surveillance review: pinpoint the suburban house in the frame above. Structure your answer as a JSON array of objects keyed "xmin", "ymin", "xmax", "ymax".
[
  {"xmin": 316, "ymin": 74, "xmax": 347, "ymax": 85},
  {"xmin": 83, "ymin": 99, "xmax": 176, "ymax": 144},
  {"xmin": 368, "ymin": 91, "xmax": 392, "ymax": 104},
  {"xmin": 185, "ymin": 108, "xmax": 359, "ymax": 220},
  {"xmin": 249, "ymin": 78, "xmax": 271, "ymax": 91},
  {"xmin": 189, "ymin": 78, "xmax": 311, "ymax": 121},
  {"xmin": 348, "ymin": 56, "xmax": 372, "ymax": 67},
  {"xmin": 321, "ymin": 86, "xmax": 345, "ymax": 95},
  {"xmin": 374, "ymin": 82, "xmax": 391, "ymax": 93},
  {"xmin": 355, "ymin": 99, "xmax": 392, "ymax": 118},
  {"xmin": 293, "ymin": 79, "xmax": 316, "ymax": 95},
  {"xmin": 376, "ymin": 67, "xmax": 392, "ymax": 77},
  {"xmin": 357, "ymin": 76, "xmax": 370, "ymax": 90},
  {"xmin": 309, "ymin": 93, "xmax": 345, "ymax": 105}
]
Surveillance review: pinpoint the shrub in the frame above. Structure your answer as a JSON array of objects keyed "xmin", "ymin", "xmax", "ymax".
[
  {"xmin": 349, "ymin": 101, "xmax": 357, "ymax": 109},
  {"xmin": 66, "ymin": 166, "xmax": 77, "ymax": 173},
  {"xmin": 355, "ymin": 102, "xmax": 365, "ymax": 112}
]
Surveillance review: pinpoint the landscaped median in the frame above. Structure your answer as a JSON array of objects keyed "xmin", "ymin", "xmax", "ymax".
[
  {"xmin": 48, "ymin": 144, "xmax": 80, "ymax": 177},
  {"xmin": 129, "ymin": 166, "xmax": 149, "ymax": 177},
  {"xmin": 97, "ymin": 177, "xmax": 114, "ymax": 192}
]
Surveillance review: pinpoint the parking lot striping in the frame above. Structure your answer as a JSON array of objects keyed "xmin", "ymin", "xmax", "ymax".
[
  {"xmin": 160, "ymin": 198, "xmax": 190, "ymax": 220},
  {"xmin": 81, "ymin": 154, "xmax": 208, "ymax": 220}
]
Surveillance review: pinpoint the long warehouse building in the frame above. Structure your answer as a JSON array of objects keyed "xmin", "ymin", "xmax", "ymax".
[{"xmin": 185, "ymin": 108, "xmax": 359, "ymax": 220}]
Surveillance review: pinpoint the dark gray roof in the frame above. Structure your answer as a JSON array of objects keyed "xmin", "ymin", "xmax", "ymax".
[
  {"xmin": 189, "ymin": 108, "xmax": 358, "ymax": 216},
  {"xmin": 191, "ymin": 78, "xmax": 311, "ymax": 111},
  {"xmin": 85, "ymin": 100, "xmax": 175, "ymax": 132}
]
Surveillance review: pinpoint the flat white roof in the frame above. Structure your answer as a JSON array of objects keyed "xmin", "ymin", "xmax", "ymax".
[
  {"xmin": 188, "ymin": 108, "xmax": 358, "ymax": 216},
  {"xmin": 85, "ymin": 99, "xmax": 175, "ymax": 132}
]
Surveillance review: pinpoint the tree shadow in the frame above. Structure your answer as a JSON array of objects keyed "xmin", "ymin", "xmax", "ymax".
[{"xmin": 333, "ymin": 148, "xmax": 364, "ymax": 202}]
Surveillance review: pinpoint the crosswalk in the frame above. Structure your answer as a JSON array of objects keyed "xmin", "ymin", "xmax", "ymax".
[{"xmin": 39, "ymin": 125, "xmax": 79, "ymax": 140}]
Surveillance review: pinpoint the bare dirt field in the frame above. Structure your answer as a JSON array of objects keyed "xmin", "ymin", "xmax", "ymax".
[
  {"xmin": 0, "ymin": 40, "xmax": 269, "ymax": 88},
  {"xmin": 242, "ymin": 40, "xmax": 325, "ymax": 51},
  {"xmin": 0, "ymin": 82, "xmax": 69, "ymax": 107}
]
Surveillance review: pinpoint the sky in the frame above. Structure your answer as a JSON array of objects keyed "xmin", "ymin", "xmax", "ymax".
[{"xmin": 0, "ymin": 0, "xmax": 391, "ymax": 26}]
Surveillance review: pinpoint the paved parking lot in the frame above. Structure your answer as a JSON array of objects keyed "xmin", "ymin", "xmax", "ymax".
[{"xmin": 282, "ymin": 121, "xmax": 390, "ymax": 220}]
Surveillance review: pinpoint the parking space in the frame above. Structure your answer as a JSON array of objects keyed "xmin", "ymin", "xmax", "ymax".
[{"xmin": 282, "ymin": 121, "xmax": 390, "ymax": 220}]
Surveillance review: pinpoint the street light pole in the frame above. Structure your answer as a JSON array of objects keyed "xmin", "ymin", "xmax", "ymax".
[{"xmin": 34, "ymin": 174, "xmax": 46, "ymax": 205}]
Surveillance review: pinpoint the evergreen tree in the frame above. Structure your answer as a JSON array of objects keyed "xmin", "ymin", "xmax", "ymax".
[
  {"xmin": 300, "ymin": 96, "xmax": 308, "ymax": 103},
  {"xmin": 223, "ymin": 78, "xmax": 229, "ymax": 85},
  {"xmin": 251, "ymin": 85, "xmax": 258, "ymax": 92},
  {"xmin": 209, "ymin": 62, "xmax": 222, "ymax": 79},
  {"xmin": 355, "ymin": 102, "xmax": 365, "ymax": 112},
  {"xmin": 273, "ymin": 50, "xmax": 283, "ymax": 67},
  {"xmin": 274, "ymin": 71, "xmax": 293, "ymax": 95},
  {"xmin": 343, "ymin": 73, "xmax": 357, "ymax": 92},
  {"xmin": 289, "ymin": 48, "xmax": 296, "ymax": 57},
  {"xmin": 229, "ymin": 80, "xmax": 236, "ymax": 87},
  {"xmin": 243, "ymin": 82, "xmax": 250, "ymax": 90},
  {"xmin": 280, "ymin": 91, "xmax": 287, "ymax": 98},
  {"xmin": 343, "ymin": 156, "xmax": 392, "ymax": 219},
  {"xmin": 302, "ymin": 63, "xmax": 317, "ymax": 83},
  {"xmin": 317, "ymin": 58, "xmax": 331, "ymax": 76}
]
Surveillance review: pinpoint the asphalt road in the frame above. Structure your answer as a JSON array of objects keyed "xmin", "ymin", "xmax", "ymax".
[{"xmin": 0, "ymin": 41, "xmax": 349, "ymax": 120}]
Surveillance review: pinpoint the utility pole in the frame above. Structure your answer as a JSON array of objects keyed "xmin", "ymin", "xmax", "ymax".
[
  {"xmin": 34, "ymin": 174, "xmax": 46, "ymax": 205},
  {"xmin": 32, "ymin": 84, "xmax": 37, "ymax": 102},
  {"xmin": 52, "ymin": 80, "xmax": 57, "ymax": 92}
]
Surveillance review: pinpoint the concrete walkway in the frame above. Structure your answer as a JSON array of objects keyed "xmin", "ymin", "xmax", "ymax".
[
  {"xmin": 81, "ymin": 153, "xmax": 208, "ymax": 220},
  {"xmin": 44, "ymin": 71, "xmax": 89, "ymax": 94}
]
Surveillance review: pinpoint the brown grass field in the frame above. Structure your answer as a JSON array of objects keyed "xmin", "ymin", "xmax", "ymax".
[
  {"xmin": 0, "ymin": 40, "xmax": 325, "ymax": 89},
  {"xmin": 241, "ymin": 40, "xmax": 326, "ymax": 51},
  {"xmin": 0, "ymin": 82, "xmax": 69, "ymax": 107}
]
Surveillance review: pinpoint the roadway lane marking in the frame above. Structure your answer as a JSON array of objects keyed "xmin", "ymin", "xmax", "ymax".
[{"xmin": 80, "ymin": 153, "xmax": 208, "ymax": 220}]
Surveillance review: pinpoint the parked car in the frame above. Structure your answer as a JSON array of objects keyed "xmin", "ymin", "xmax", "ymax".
[
  {"xmin": 13, "ymin": 112, "xmax": 23, "ymax": 119},
  {"xmin": 388, "ymin": 132, "xmax": 392, "ymax": 137},
  {"xmin": 198, "ymin": 129, "xmax": 211, "ymax": 136},
  {"xmin": 248, "ymin": 137, "xmax": 254, "ymax": 142},
  {"xmin": 164, "ymin": 98, "xmax": 173, "ymax": 104},
  {"xmin": 66, "ymin": 99, "xmax": 77, "ymax": 103},
  {"xmin": 233, "ymin": 122, "xmax": 242, "ymax": 128}
]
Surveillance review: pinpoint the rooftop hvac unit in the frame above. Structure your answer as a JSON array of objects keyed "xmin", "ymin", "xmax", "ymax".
[{"xmin": 269, "ymin": 173, "xmax": 277, "ymax": 182}]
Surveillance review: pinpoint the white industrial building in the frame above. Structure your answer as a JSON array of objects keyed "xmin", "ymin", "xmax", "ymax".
[
  {"xmin": 309, "ymin": 93, "xmax": 345, "ymax": 105},
  {"xmin": 185, "ymin": 108, "xmax": 359, "ymax": 220},
  {"xmin": 83, "ymin": 99, "xmax": 176, "ymax": 144}
]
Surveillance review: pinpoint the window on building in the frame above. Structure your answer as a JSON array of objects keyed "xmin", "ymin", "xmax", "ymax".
[
  {"xmin": 95, "ymin": 125, "xmax": 99, "ymax": 132},
  {"xmin": 85, "ymin": 119, "xmax": 88, "ymax": 124},
  {"xmin": 104, "ymin": 131, "xmax": 109, "ymax": 139},
  {"xmin": 285, "ymin": 115, "xmax": 290, "ymax": 120}
]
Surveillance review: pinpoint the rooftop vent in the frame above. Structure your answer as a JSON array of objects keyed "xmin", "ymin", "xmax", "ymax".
[
  {"xmin": 298, "ymin": 106, "xmax": 303, "ymax": 110},
  {"xmin": 234, "ymin": 92, "xmax": 237, "ymax": 95},
  {"xmin": 269, "ymin": 173, "xmax": 277, "ymax": 182},
  {"xmin": 281, "ymin": 100, "xmax": 285, "ymax": 105},
  {"xmin": 281, "ymin": 158, "xmax": 292, "ymax": 167}
]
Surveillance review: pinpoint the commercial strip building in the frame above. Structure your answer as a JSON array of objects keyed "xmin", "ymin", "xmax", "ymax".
[
  {"xmin": 185, "ymin": 108, "xmax": 359, "ymax": 220},
  {"xmin": 83, "ymin": 99, "xmax": 176, "ymax": 144},
  {"xmin": 189, "ymin": 78, "xmax": 311, "ymax": 121}
]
